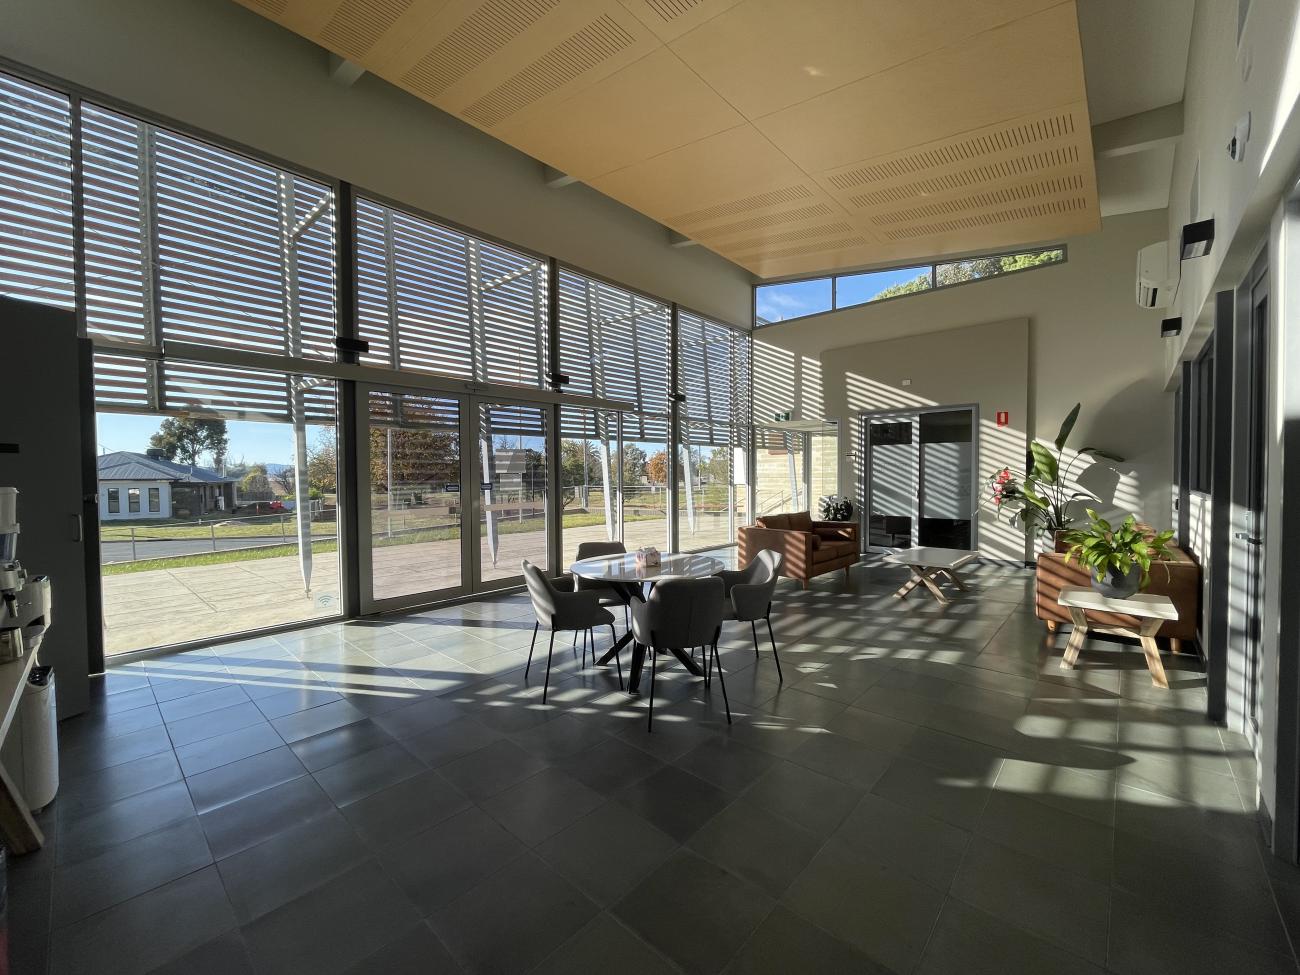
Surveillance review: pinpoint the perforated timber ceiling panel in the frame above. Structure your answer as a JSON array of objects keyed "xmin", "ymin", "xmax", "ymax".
[{"xmin": 233, "ymin": 0, "xmax": 1098, "ymax": 278}]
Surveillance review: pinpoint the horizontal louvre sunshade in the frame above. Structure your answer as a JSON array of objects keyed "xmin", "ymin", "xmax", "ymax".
[
  {"xmin": 163, "ymin": 360, "xmax": 335, "ymax": 424},
  {"xmin": 0, "ymin": 72, "xmax": 74, "ymax": 310},
  {"xmin": 480, "ymin": 403, "xmax": 545, "ymax": 438},
  {"xmin": 368, "ymin": 390, "xmax": 459, "ymax": 431},
  {"xmin": 557, "ymin": 269, "xmax": 667, "ymax": 438},
  {"xmin": 355, "ymin": 197, "xmax": 547, "ymax": 388},
  {"xmin": 79, "ymin": 104, "xmax": 337, "ymax": 362}
]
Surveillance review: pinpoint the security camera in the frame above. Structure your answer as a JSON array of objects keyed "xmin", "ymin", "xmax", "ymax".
[{"xmin": 1227, "ymin": 113, "xmax": 1251, "ymax": 162}]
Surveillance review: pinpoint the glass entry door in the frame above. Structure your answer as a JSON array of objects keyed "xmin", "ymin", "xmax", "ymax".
[
  {"xmin": 360, "ymin": 388, "xmax": 468, "ymax": 613},
  {"xmin": 472, "ymin": 400, "xmax": 550, "ymax": 590},
  {"xmin": 863, "ymin": 407, "xmax": 976, "ymax": 550}
]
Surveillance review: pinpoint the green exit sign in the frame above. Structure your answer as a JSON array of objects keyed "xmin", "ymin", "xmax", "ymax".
[{"xmin": 772, "ymin": 410, "xmax": 792, "ymax": 422}]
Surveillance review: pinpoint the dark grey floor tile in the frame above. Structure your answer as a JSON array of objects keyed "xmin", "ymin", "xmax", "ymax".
[
  {"xmin": 782, "ymin": 843, "xmax": 945, "ymax": 975},
  {"xmin": 831, "ymin": 792, "xmax": 971, "ymax": 890},
  {"xmin": 378, "ymin": 806, "xmax": 525, "ymax": 913},
  {"xmin": 287, "ymin": 718, "xmax": 395, "ymax": 772},
  {"xmin": 430, "ymin": 853, "xmax": 598, "ymax": 974},
  {"xmin": 218, "ymin": 809, "xmax": 368, "ymax": 923},
  {"xmin": 49, "ymin": 866, "xmax": 235, "ymax": 975},
  {"xmin": 480, "ymin": 766, "xmax": 606, "ymax": 846},
  {"xmin": 994, "ymin": 757, "xmax": 1116, "ymax": 826},
  {"xmin": 166, "ymin": 702, "xmax": 268, "ymax": 748},
  {"xmin": 312, "ymin": 740, "xmax": 424, "ymax": 806},
  {"xmin": 51, "ymin": 817, "xmax": 213, "ymax": 928},
  {"xmin": 59, "ymin": 723, "xmax": 174, "ymax": 779},
  {"xmin": 56, "ymin": 779, "xmax": 196, "ymax": 867},
  {"xmin": 743, "ymin": 761, "xmax": 861, "ymax": 837},
  {"xmin": 509, "ymin": 712, "xmax": 612, "ymax": 761},
  {"xmin": 615, "ymin": 850, "xmax": 772, "ymax": 975},
  {"xmin": 176, "ymin": 722, "xmax": 285, "ymax": 777},
  {"xmin": 59, "ymin": 749, "xmax": 183, "ymax": 818},
  {"xmin": 241, "ymin": 861, "xmax": 420, "ymax": 975},
  {"xmin": 535, "ymin": 801, "xmax": 678, "ymax": 906},
  {"xmin": 533, "ymin": 914, "xmax": 677, "ymax": 975},
  {"xmin": 370, "ymin": 695, "xmax": 464, "ymax": 739},
  {"xmin": 687, "ymin": 798, "xmax": 823, "ymax": 898},
  {"xmin": 674, "ymin": 737, "xmax": 776, "ymax": 794},
  {"xmin": 185, "ymin": 746, "xmax": 307, "ymax": 814},
  {"xmin": 977, "ymin": 787, "xmax": 1113, "ymax": 883},
  {"xmin": 157, "ymin": 684, "xmax": 248, "ymax": 722},
  {"xmin": 870, "ymin": 755, "xmax": 994, "ymax": 829},
  {"xmin": 725, "ymin": 904, "xmax": 891, "ymax": 975},
  {"xmin": 270, "ymin": 698, "xmax": 367, "ymax": 744},
  {"xmin": 60, "ymin": 699, "xmax": 163, "ymax": 747},
  {"xmin": 1106, "ymin": 888, "xmax": 1297, "ymax": 975},
  {"xmin": 438, "ymin": 738, "xmax": 549, "ymax": 800},
  {"xmin": 555, "ymin": 735, "xmax": 664, "ymax": 795},
  {"xmin": 950, "ymin": 836, "xmax": 1111, "ymax": 964},
  {"xmin": 147, "ymin": 930, "xmax": 254, "ymax": 975},
  {"xmin": 341, "ymin": 921, "xmax": 459, "ymax": 975},
  {"xmin": 342, "ymin": 767, "xmax": 471, "ymax": 848},
  {"xmin": 252, "ymin": 685, "xmax": 343, "ymax": 720},
  {"xmin": 399, "ymin": 714, "xmax": 503, "ymax": 768},
  {"xmin": 1111, "ymin": 828, "xmax": 1291, "ymax": 953},
  {"xmin": 200, "ymin": 775, "xmax": 335, "ymax": 861},
  {"xmin": 787, "ymin": 731, "xmax": 896, "ymax": 791},
  {"xmin": 917, "ymin": 898, "xmax": 1105, "ymax": 975},
  {"xmin": 617, "ymin": 765, "xmax": 733, "ymax": 843}
]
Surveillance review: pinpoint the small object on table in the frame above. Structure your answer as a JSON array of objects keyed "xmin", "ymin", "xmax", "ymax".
[
  {"xmin": 635, "ymin": 546, "xmax": 661, "ymax": 568},
  {"xmin": 1056, "ymin": 585, "xmax": 1178, "ymax": 689},
  {"xmin": 884, "ymin": 547, "xmax": 977, "ymax": 605}
]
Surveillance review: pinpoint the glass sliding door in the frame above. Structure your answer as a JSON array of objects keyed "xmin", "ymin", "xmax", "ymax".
[
  {"xmin": 474, "ymin": 401, "xmax": 549, "ymax": 588},
  {"xmin": 560, "ymin": 406, "xmax": 620, "ymax": 567},
  {"xmin": 862, "ymin": 407, "xmax": 977, "ymax": 550},
  {"xmin": 677, "ymin": 423, "xmax": 735, "ymax": 551},
  {"xmin": 754, "ymin": 428, "xmax": 805, "ymax": 518},
  {"xmin": 362, "ymin": 389, "xmax": 465, "ymax": 609}
]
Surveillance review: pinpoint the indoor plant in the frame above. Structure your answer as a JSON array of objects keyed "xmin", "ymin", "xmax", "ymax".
[
  {"xmin": 988, "ymin": 403, "xmax": 1124, "ymax": 540},
  {"xmin": 1060, "ymin": 509, "xmax": 1175, "ymax": 598}
]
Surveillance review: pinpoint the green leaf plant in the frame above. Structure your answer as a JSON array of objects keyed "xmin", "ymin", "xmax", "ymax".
[
  {"xmin": 984, "ymin": 402, "xmax": 1126, "ymax": 539},
  {"xmin": 1060, "ymin": 509, "xmax": 1176, "ymax": 589}
]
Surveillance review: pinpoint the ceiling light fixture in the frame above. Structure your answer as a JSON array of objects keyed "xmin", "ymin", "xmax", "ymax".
[{"xmin": 1160, "ymin": 317, "xmax": 1182, "ymax": 338}]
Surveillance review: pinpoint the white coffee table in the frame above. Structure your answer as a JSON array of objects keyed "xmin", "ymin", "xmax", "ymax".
[
  {"xmin": 1056, "ymin": 585, "xmax": 1179, "ymax": 688},
  {"xmin": 884, "ymin": 547, "xmax": 977, "ymax": 605}
]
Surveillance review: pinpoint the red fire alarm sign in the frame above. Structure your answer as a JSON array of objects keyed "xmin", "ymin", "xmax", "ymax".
[{"xmin": 996, "ymin": 411, "xmax": 1010, "ymax": 427}]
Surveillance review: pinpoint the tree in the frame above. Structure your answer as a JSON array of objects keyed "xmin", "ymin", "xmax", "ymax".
[
  {"xmin": 619, "ymin": 444, "xmax": 647, "ymax": 485},
  {"xmin": 306, "ymin": 428, "xmax": 338, "ymax": 496},
  {"xmin": 646, "ymin": 450, "xmax": 669, "ymax": 486},
  {"xmin": 868, "ymin": 249, "xmax": 1063, "ymax": 301},
  {"xmin": 149, "ymin": 417, "xmax": 229, "ymax": 468},
  {"xmin": 370, "ymin": 428, "xmax": 458, "ymax": 492},
  {"xmin": 239, "ymin": 463, "xmax": 270, "ymax": 497}
]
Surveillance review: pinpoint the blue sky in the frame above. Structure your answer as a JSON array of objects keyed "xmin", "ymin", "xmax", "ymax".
[
  {"xmin": 756, "ymin": 265, "xmax": 930, "ymax": 322},
  {"xmin": 95, "ymin": 413, "xmax": 299, "ymax": 467}
]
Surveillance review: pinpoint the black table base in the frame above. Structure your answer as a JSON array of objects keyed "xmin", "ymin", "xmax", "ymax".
[{"xmin": 592, "ymin": 580, "xmax": 703, "ymax": 693}]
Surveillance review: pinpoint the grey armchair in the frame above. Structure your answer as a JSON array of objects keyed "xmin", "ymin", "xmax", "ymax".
[
  {"xmin": 522, "ymin": 560, "xmax": 621, "ymax": 704},
  {"xmin": 717, "ymin": 550, "xmax": 784, "ymax": 682},
  {"xmin": 574, "ymin": 540, "xmax": 631, "ymax": 627},
  {"xmin": 630, "ymin": 576, "xmax": 729, "ymax": 732}
]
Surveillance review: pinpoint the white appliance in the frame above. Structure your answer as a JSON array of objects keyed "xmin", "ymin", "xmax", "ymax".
[
  {"xmin": 1136, "ymin": 240, "xmax": 1176, "ymax": 309},
  {"xmin": 0, "ymin": 668, "xmax": 58, "ymax": 812}
]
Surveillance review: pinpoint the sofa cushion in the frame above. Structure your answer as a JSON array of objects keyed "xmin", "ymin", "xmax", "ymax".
[
  {"xmin": 757, "ymin": 514, "xmax": 790, "ymax": 530},
  {"xmin": 812, "ymin": 539, "xmax": 855, "ymax": 564},
  {"xmin": 787, "ymin": 511, "xmax": 814, "ymax": 532}
]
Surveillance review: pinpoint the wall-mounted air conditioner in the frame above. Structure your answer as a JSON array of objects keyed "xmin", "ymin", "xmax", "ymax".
[{"xmin": 1136, "ymin": 241, "xmax": 1176, "ymax": 308}]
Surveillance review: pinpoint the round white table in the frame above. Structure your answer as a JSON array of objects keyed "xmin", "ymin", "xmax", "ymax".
[{"xmin": 570, "ymin": 552, "xmax": 724, "ymax": 693}]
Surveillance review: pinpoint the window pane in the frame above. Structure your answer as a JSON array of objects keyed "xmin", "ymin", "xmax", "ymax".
[
  {"xmin": 106, "ymin": 488, "xmax": 119, "ymax": 513},
  {"xmin": 754, "ymin": 429, "xmax": 804, "ymax": 517},
  {"xmin": 96, "ymin": 365, "xmax": 341, "ymax": 655},
  {"xmin": 836, "ymin": 266, "xmax": 930, "ymax": 307},
  {"xmin": 677, "ymin": 424, "xmax": 735, "ymax": 551},
  {"xmin": 619, "ymin": 424, "xmax": 670, "ymax": 552},
  {"xmin": 560, "ymin": 407, "xmax": 619, "ymax": 568},
  {"xmin": 935, "ymin": 248, "xmax": 1063, "ymax": 286},
  {"xmin": 755, "ymin": 278, "xmax": 831, "ymax": 324}
]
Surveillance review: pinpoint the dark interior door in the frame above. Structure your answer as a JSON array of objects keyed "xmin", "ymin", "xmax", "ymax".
[{"xmin": 1245, "ymin": 285, "xmax": 1268, "ymax": 729}]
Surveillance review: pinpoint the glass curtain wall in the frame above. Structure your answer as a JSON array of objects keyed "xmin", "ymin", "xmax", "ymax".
[
  {"xmin": 754, "ymin": 428, "xmax": 805, "ymax": 517},
  {"xmin": 559, "ymin": 407, "xmax": 620, "ymax": 568}
]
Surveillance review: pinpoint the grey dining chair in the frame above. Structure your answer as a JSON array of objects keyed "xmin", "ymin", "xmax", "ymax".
[
  {"xmin": 717, "ymin": 549, "xmax": 784, "ymax": 682},
  {"xmin": 574, "ymin": 540, "xmax": 631, "ymax": 628},
  {"xmin": 630, "ymin": 576, "xmax": 729, "ymax": 732},
  {"xmin": 522, "ymin": 560, "xmax": 621, "ymax": 703}
]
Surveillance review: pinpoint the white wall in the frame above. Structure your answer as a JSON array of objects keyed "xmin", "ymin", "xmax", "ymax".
[
  {"xmin": 753, "ymin": 211, "xmax": 1174, "ymax": 548},
  {"xmin": 100, "ymin": 482, "xmax": 170, "ymax": 521},
  {"xmin": 0, "ymin": 0, "xmax": 754, "ymax": 326}
]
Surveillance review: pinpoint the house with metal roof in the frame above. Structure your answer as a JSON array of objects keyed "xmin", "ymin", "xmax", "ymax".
[{"xmin": 96, "ymin": 449, "xmax": 235, "ymax": 521}]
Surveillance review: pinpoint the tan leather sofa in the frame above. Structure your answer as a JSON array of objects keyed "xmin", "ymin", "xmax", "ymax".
[
  {"xmin": 738, "ymin": 512, "xmax": 859, "ymax": 589},
  {"xmin": 1034, "ymin": 539, "xmax": 1201, "ymax": 652}
]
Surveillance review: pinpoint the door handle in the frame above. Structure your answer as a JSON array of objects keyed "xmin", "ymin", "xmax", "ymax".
[{"xmin": 1233, "ymin": 532, "xmax": 1261, "ymax": 545}]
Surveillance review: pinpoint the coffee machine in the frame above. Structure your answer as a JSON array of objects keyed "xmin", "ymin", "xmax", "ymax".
[{"xmin": 0, "ymin": 488, "xmax": 52, "ymax": 663}]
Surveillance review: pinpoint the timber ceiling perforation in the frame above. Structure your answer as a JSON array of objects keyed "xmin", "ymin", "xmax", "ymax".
[{"xmin": 234, "ymin": 0, "xmax": 1098, "ymax": 278}]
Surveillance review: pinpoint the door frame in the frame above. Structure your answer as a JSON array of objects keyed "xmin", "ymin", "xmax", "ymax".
[{"xmin": 857, "ymin": 403, "xmax": 981, "ymax": 553}]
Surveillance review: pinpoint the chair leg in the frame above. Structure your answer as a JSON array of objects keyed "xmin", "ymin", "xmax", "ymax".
[
  {"xmin": 542, "ymin": 630, "xmax": 556, "ymax": 704},
  {"xmin": 750, "ymin": 621, "xmax": 760, "ymax": 658},
  {"xmin": 766, "ymin": 615, "xmax": 783, "ymax": 683},
  {"xmin": 610, "ymin": 624, "xmax": 623, "ymax": 691},
  {"xmin": 525, "ymin": 622, "xmax": 538, "ymax": 679},
  {"xmin": 712, "ymin": 642, "xmax": 732, "ymax": 724},
  {"xmin": 646, "ymin": 647, "xmax": 658, "ymax": 733}
]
